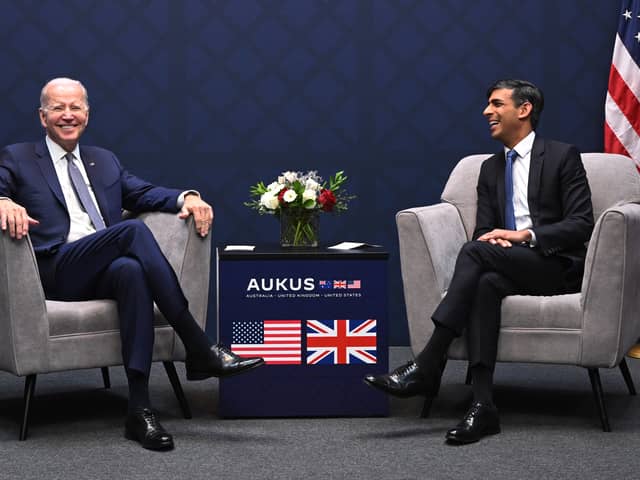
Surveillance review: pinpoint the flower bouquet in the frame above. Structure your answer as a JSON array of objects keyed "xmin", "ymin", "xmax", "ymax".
[{"xmin": 246, "ymin": 170, "xmax": 354, "ymax": 247}]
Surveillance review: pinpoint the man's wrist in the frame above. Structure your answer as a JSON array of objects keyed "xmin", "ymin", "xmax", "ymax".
[
  {"xmin": 177, "ymin": 190, "xmax": 200, "ymax": 209},
  {"xmin": 527, "ymin": 229, "xmax": 537, "ymax": 247}
]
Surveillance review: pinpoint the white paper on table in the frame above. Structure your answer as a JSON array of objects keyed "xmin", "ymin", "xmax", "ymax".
[
  {"xmin": 224, "ymin": 245, "xmax": 256, "ymax": 251},
  {"xmin": 327, "ymin": 242, "xmax": 381, "ymax": 250}
]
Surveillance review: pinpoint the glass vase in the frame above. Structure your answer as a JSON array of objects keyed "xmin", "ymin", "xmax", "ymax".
[{"xmin": 280, "ymin": 209, "xmax": 319, "ymax": 248}]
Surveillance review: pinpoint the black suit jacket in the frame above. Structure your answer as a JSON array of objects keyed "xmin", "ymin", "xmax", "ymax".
[{"xmin": 472, "ymin": 136, "xmax": 594, "ymax": 288}]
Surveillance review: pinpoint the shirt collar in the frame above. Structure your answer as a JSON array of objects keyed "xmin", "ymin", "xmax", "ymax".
[
  {"xmin": 504, "ymin": 131, "xmax": 536, "ymax": 159},
  {"xmin": 46, "ymin": 136, "xmax": 81, "ymax": 163}
]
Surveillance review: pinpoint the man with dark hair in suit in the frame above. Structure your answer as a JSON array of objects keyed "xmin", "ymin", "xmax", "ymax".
[
  {"xmin": 0, "ymin": 77, "xmax": 264, "ymax": 451},
  {"xmin": 365, "ymin": 79, "xmax": 594, "ymax": 444}
]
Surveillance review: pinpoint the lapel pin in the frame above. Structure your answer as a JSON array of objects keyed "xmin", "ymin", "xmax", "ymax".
[{"xmin": 89, "ymin": 162, "xmax": 95, "ymax": 166}]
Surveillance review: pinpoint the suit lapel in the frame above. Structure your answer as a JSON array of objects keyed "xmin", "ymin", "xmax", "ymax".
[
  {"xmin": 496, "ymin": 150, "xmax": 506, "ymax": 226},
  {"xmin": 79, "ymin": 146, "xmax": 108, "ymax": 223},
  {"xmin": 527, "ymin": 136, "xmax": 545, "ymax": 221},
  {"xmin": 34, "ymin": 141, "xmax": 66, "ymax": 208}
]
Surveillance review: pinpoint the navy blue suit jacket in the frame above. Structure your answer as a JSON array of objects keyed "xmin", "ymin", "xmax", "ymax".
[
  {"xmin": 472, "ymin": 136, "xmax": 594, "ymax": 288},
  {"xmin": 0, "ymin": 140, "xmax": 182, "ymax": 257}
]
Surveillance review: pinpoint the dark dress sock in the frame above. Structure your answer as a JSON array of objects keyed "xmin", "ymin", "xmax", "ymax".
[
  {"xmin": 470, "ymin": 365, "xmax": 494, "ymax": 404},
  {"xmin": 170, "ymin": 310, "xmax": 213, "ymax": 358},
  {"xmin": 415, "ymin": 324, "xmax": 456, "ymax": 373},
  {"xmin": 126, "ymin": 369, "xmax": 151, "ymax": 413}
]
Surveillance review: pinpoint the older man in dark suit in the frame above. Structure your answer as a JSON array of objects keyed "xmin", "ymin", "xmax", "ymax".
[
  {"xmin": 365, "ymin": 79, "xmax": 594, "ymax": 444},
  {"xmin": 0, "ymin": 77, "xmax": 264, "ymax": 451}
]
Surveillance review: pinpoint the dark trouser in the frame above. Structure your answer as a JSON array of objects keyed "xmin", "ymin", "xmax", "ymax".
[
  {"xmin": 431, "ymin": 240, "xmax": 574, "ymax": 370},
  {"xmin": 38, "ymin": 219, "xmax": 191, "ymax": 375}
]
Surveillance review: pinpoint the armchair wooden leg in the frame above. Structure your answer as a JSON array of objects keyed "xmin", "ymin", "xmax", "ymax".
[
  {"xmin": 587, "ymin": 368, "xmax": 611, "ymax": 432},
  {"xmin": 20, "ymin": 374, "xmax": 37, "ymax": 441},
  {"xmin": 101, "ymin": 367, "xmax": 111, "ymax": 389},
  {"xmin": 618, "ymin": 358, "xmax": 636, "ymax": 395},
  {"xmin": 163, "ymin": 361, "xmax": 192, "ymax": 419}
]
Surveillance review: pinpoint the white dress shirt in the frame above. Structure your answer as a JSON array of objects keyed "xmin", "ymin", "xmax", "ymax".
[
  {"xmin": 504, "ymin": 131, "xmax": 537, "ymax": 244},
  {"xmin": 46, "ymin": 136, "xmax": 103, "ymax": 242}
]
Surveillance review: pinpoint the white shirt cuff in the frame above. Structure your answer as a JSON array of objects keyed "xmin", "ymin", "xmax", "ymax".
[{"xmin": 177, "ymin": 190, "xmax": 200, "ymax": 209}]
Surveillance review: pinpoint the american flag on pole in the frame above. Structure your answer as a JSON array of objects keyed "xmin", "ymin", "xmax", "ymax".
[
  {"xmin": 231, "ymin": 320, "xmax": 301, "ymax": 364},
  {"xmin": 605, "ymin": 1, "xmax": 640, "ymax": 168},
  {"xmin": 306, "ymin": 319, "xmax": 377, "ymax": 365}
]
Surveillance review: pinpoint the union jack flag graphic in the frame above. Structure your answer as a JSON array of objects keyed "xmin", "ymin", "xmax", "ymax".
[
  {"xmin": 333, "ymin": 280, "xmax": 347, "ymax": 289},
  {"xmin": 306, "ymin": 319, "xmax": 377, "ymax": 365}
]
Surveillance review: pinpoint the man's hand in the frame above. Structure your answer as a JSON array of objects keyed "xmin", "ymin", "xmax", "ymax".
[
  {"xmin": 477, "ymin": 228, "xmax": 531, "ymax": 248},
  {"xmin": 0, "ymin": 199, "xmax": 39, "ymax": 240},
  {"xmin": 178, "ymin": 193, "xmax": 214, "ymax": 237}
]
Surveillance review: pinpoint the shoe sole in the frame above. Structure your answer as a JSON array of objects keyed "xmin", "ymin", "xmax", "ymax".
[
  {"xmin": 186, "ymin": 358, "xmax": 266, "ymax": 381},
  {"xmin": 362, "ymin": 377, "xmax": 433, "ymax": 399},
  {"xmin": 445, "ymin": 426, "xmax": 501, "ymax": 445},
  {"xmin": 124, "ymin": 429, "xmax": 175, "ymax": 451}
]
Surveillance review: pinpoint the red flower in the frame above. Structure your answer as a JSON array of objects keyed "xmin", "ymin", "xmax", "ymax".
[
  {"xmin": 277, "ymin": 188, "xmax": 287, "ymax": 206},
  {"xmin": 318, "ymin": 188, "xmax": 336, "ymax": 212}
]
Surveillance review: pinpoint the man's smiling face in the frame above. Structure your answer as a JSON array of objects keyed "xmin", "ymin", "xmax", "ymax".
[
  {"xmin": 483, "ymin": 88, "xmax": 531, "ymax": 148},
  {"xmin": 39, "ymin": 80, "xmax": 89, "ymax": 152}
]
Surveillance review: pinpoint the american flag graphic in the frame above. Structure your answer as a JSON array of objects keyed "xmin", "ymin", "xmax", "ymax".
[
  {"xmin": 347, "ymin": 280, "xmax": 361, "ymax": 289},
  {"xmin": 231, "ymin": 320, "xmax": 301, "ymax": 365},
  {"xmin": 605, "ymin": 1, "xmax": 640, "ymax": 168},
  {"xmin": 306, "ymin": 319, "xmax": 377, "ymax": 365}
]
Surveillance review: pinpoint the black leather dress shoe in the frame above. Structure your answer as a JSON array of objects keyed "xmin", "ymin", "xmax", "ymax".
[
  {"xmin": 445, "ymin": 401, "xmax": 501, "ymax": 444},
  {"xmin": 186, "ymin": 344, "xmax": 265, "ymax": 380},
  {"xmin": 124, "ymin": 408, "xmax": 174, "ymax": 451},
  {"xmin": 363, "ymin": 360, "xmax": 442, "ymax": 398}
]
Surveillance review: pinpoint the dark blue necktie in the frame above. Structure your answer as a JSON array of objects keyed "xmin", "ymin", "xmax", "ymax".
[
  {"xmin": 66, "ymin": 153, "xmax": 106, "ymax": 231},
  {"xmin": 504, "ymin": 149, "xmax": 517, "ymax": 231}
]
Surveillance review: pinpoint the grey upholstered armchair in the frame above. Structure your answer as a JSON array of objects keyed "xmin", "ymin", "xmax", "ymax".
[
  {"xmin": 396, "ymin": 152, "xmax": 640, "ymax": 431},
  {"xmin": 0, "ymin": 212, "xmax": 211, "ymax": 440}
]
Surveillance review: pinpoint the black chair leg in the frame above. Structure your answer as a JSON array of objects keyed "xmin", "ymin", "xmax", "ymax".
[
  {"xmin": 618, "ymin": 358, "xmax": 636, "ymax": 395},
  {"xmin": 20, "ymin": 374, "xmax": 37, "ymax": 441},
  {"xmin": 587, "ymin": 368, "xmax": 611, "ymax": 432},
  {"xmin": 464, "ymin": 365, "xmax": 472, "ymax": 385},
  {"xmin": 163, "ymin": 361, "xmax": 192, "ymax": 419},
  {"xmin": 101, "ymin": 367, "xmax": 111, "ymax": 389}
]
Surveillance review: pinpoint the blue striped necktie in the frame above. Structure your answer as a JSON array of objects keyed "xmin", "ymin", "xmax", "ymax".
[
  {"xmin": 504, "ymin": 149, "xmax": 517, "ymax": 231},
  {"xmin": 66, "ymin": 153, "xmax": 106, "ymax": 231}
]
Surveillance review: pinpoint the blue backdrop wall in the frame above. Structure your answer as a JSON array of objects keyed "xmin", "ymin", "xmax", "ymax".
[{"xmin": 0, "ymin": 0, "xmax": 620, "ymax": 345}]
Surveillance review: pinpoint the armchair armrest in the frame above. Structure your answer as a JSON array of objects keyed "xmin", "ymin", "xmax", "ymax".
[
  {"xmin": 135, "ymin": 212, "xmax": 211, "ymax": 330},
  {"xmin": 580, "ymin": 203, "xmax": 640, "ymax": 367},
  {"xmin": 396, "ymin": 203, "xmax": 467, "ymax": 355},
  {"xmin": 0, "ymin": 231, "xmax": 49, "ymax": 376}
]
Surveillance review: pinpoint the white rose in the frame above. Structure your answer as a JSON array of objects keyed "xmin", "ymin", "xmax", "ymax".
[
  {"xmin": 260, "ymin": 192, "xmax": 279, "ymax": 210},
  {"xmin": 305, "ymin": 178, "xmax": 319, "ymax": 191},
  {"xmin": 267, "ymin": 181, "xmax": 281, "ymax": 192},
  {"xmin": 282, "ymin": 189, "xmax": 297, "ymax": 203},
  {"xmin": 277, "ymin": 176, "xmax": 286, "ymax": 184},
  {"xmin": 283, "ymin": 171, "xmax": 297, "ymax": 183},
  {"xmin": 302, "ymin": 189, "xmax": 317, "ymax": 208}
]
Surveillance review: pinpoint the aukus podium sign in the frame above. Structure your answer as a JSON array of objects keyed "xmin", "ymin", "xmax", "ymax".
[{"xmin": 216, "ymin": 245, "xmax": 389, "ymax": 417}]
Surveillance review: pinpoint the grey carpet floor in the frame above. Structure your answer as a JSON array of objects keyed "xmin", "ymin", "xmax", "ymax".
[{"xmin": 1, "ymin": 347, "xmax": 639, "ymax": 480}]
